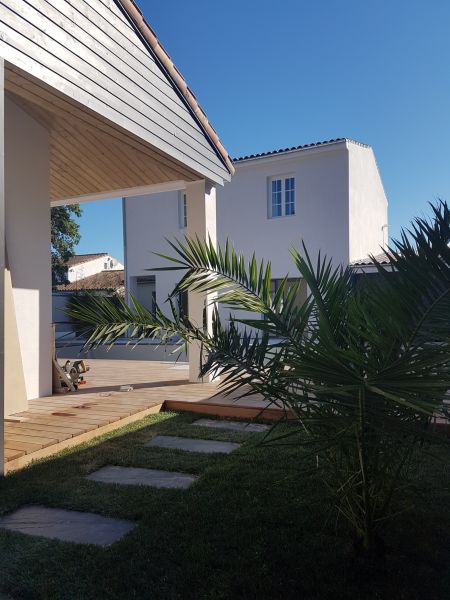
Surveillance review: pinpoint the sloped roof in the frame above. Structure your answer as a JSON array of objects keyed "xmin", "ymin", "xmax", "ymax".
[
  {"xmin": 55, "ymin": 270, "xmax": 124, "ymax": 292},
  {"xmin": 233, "ymin": 138, "xmax": 370, "ymax": 163},
  {"xmin": 66, "ymin": 253, "xmax": 109, "ymax": 267},
  {"xmin": 117, "ymin": 0, "xmax": 234, "ymax": 176},
  {"xmin": 350, "ymin": 252, "xmax": 392, "ymax": 267}
]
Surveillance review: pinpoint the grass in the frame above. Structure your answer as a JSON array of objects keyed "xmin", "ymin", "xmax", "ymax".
[{"xmin": 0, "ymin": 411, "xmax": 449, "ymax": 599}]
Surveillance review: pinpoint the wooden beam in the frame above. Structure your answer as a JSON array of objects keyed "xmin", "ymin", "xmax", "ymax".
[
  {"xmin": 52, "ymin": 180, "xmax": 187, "ymax": 206},
  {"xmin": 0, "ymin": 59, "xmax": 4, "ymax": 475}
]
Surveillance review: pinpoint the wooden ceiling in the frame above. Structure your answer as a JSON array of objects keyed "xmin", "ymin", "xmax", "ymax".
[{"xmin": 5, "ymin": 65, "xmax": 199, "ymax": 203}]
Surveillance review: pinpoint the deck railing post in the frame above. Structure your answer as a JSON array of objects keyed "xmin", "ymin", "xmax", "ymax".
[{"xmin": 185, "ymin": 179, "xmax": 216, "ymax": 383}]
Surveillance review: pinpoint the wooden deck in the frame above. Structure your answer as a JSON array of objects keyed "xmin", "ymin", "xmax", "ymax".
[{"xmin": 3, "ymin": 359, "xmax": 279, "ymax": 474}]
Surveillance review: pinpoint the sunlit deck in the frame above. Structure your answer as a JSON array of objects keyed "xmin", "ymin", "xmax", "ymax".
[{"xmin": 3, "ymin": 359, "xmax": 279, "ymax": 473}]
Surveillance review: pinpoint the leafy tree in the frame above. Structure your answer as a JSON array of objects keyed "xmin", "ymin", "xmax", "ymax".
[
  {"xmin": 51, "ymin": 204, "xmax": 82, "ymax": 286},
  {"xmin": 66, "ymin": 201, "xmax": 450, "ymax": 559}
]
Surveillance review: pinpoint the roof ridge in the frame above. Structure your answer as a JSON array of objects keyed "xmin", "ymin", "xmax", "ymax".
[{"xmin": 233, "ymin": 138, "xmax": 371, "ymax": 162}]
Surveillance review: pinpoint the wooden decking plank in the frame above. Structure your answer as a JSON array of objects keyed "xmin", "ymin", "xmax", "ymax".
[
  {"xmin": 4, "ymin": 439, "xmax": 46, "ymax": 453},
  {"xmin": 16, "ymin": 412, "xmax": 108, "ymax": 426},
  {"xmin": 14, "ymin": 416, "xmax": 100, "ymax": 431},
  {"xmin": 5, "ymin": 432, "xmax": 57, "ymax": 446},
  {"xmin": 5, "ymin": 422, "xmax": 80, "ymax": 435},
  {"xmin": 4, "ymin": 425, "xmax": 74, "ymax": 442},
  {"xmin": 4, "ymin": 448, "xmax": 25, "ymax": 461},
  {"xmin": 18, "ymin": 408, "xmax": 118, "ymax": 423}
]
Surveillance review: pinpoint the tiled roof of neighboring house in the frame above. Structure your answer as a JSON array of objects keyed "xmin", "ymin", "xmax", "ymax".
[
  {"xmin": 117, "ymin": 0, "xmax": 234, "ymax": 176},
  {"xmin": 350, "ymin": 252, "xmax": 393, "ymax": 267},
  {"xmin": 55, "ymin": 270, "xmax": 124, "ymax": 292},
  {"xmin": 233, "ymin": 138, "xmax": 370, "ymax": 163},
  {"xmin": 66, "ymin": 253, "xmax": 108, "ymax": 267}
]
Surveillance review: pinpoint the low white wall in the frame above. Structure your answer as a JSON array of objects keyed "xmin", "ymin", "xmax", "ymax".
[
  {"xmin": 56, "ymin": 340, "xmax": 187, "ymax": 362},
  {"xmin": 5, "ymin": 97, "xmax": 52, "ymax": 400}
]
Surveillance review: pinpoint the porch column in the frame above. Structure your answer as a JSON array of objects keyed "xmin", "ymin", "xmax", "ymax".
[
  {"xmin": 185, "ymin": 180, "xmax": 216, "ymax": 382},
  {"xmin": 0, "ymin": 59, "xmax": 4, "ymax": 474}
]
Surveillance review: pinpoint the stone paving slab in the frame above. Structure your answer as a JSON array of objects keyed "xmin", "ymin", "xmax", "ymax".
[
  {"xmin": 193, "ymin": 418, "xmax": 269, "ymax": 433},
  {"xmin": 87, "ymin": 465, "xmax": 197, "ymax": 489},
  {"xmin": 0, "ymin": 506, "xmax": 134, "ymax": 546},
  {"xmin": 147, "ymin": 435, "xmax": 241, "ymax": 454}
]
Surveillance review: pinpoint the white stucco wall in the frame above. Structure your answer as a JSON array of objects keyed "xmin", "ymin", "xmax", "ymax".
[
  {"xmin": 348, "ymin": 143, "xmax": 388, "ymax": 262},
  {"xmin": 5, "ymin": 97, "xmax": 52, "ymax": 400},
  {"xmin": 67, "ymin": 254, "xmax": 123, "ymax": 283},
  {"xmin": 124, "ymin": 140, "xmax": 388, "ymax": 321},
  {"xmin": 217, "ymin": 146, "xmax": 350, "ymax": 273},
  {"xmin": 124, "ymin": 190, "xmax": 182, "ymax": 311}
]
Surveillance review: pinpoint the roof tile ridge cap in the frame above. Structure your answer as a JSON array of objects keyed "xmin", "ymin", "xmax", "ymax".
[{"xmin": 117, "ymin": 0, "xmax": 235, "ymax": 176}]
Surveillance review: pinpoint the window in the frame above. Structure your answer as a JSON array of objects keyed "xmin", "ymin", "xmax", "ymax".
[
  {"xmin": 269, "ymin": 176, "xmax": 296, "ymax": 218},
  {"xmin": 269, "ymin": 278, "xmax": 307, "ymax": 311},
  {"xmin": 179, "ymin": 192, "xmax": 187, "ymax": 228},
  {"xmin": 134, "ymin": 276, "xmax": 156, "ymax": 314}
]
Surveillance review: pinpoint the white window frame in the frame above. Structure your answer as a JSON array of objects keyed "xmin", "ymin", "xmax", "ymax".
[
  {"xmin": 178, "ymin": 191, "xmax": 187, "ymax": 229},
  {"xmin": 267, "ymin": 175, "xmax": 296, "ymax": 218}
]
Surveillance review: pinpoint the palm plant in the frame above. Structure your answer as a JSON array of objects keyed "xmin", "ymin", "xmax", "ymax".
[{"xmin": 66, "ymin": 201, "xmax": 450, "ymax": 557}]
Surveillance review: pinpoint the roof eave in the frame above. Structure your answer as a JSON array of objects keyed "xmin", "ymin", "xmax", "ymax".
[{"xmin": 116, "ymin": 0, "xmax": 235, "ymax": 178}]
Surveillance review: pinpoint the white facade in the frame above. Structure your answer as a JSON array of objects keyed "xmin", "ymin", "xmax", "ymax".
[
  {"xmin": 124, "ymin": 139, "xmax": 388, "ymax": 319},
  {"xmin": 67, "ymin": 254, "xmax": 124, "ymax": 283}
]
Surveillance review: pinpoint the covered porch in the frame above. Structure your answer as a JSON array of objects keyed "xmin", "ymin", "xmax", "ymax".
[{"xmin": 0, "ymin": 0, "xmax": 235, "ymax": 474}]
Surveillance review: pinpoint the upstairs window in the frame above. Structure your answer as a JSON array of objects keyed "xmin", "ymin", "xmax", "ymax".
[
  {"xmin": 179, "ymin": 192, "xmax": 187, "ymax": 229},
  {"xmin": 269, "ymin": 176, "xmax": 296, "ymax": 218}
]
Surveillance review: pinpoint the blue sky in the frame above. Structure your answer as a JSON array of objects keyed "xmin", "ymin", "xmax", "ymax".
[{"xmin": 76, "ymin": 0, "xmax": 450, "ymax": 262}]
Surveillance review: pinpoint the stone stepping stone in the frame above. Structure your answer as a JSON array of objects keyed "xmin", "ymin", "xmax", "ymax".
[
  {"xmin": 0, "ymin": 505, "xmax": 134, "ymax": 546},
  {"xmin": 147, "ymin": 435, "xmax": 241, "ymax": 454},
  {"xmin": 86, "ymin": 465, "xmax": 197, "ymax": 489},
  {"xmin": 193, "ymin": 418, "xmax": 269, "ymax": 433}
]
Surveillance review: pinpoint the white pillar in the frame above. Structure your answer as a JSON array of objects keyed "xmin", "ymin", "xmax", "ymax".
[
  {"xmin": 0, "ymin": 59, "xmax": 4, "ymax": 474},
  {"xmin": 186, "ymin": 180, "xmax": 216, "ymax": 382}
]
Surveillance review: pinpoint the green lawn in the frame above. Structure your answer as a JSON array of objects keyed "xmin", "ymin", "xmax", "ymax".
[{"xmin": 0, "ymin": 411, "xmax": 449, "ymax": 600}]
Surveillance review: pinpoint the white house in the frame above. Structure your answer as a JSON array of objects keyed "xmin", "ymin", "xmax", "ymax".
[
  {"xmin": 123, "ymin": 138, "xmax": 388, "ymax": 319},
  {"xmin": 65, "ymin": 253, "xmax": 123, "ymax": 283},
  {"xmin": 0, "ymin": 0, "xmax": 234, "ymax": 470},
  {"xmin": 53, "ymin": 254, "xmax": 125, "ymax": 340}
]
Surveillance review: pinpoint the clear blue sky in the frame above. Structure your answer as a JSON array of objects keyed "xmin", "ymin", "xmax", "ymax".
[{"xmin": 76, "ymin": 0, "xmax": 450, "ymax": 262}]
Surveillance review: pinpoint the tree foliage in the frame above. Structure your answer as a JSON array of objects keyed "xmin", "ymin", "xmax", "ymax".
[
  {"xmin": 51, "ymin": 204, "xmax": 82, "ymax": 286},
  {"xmin": 66, "ymin": 201, "xmax": 450, "ymax": 557}
]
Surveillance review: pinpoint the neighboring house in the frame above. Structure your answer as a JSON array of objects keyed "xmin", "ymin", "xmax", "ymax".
[
  {"xmin": 124, "ymin": 138, "xmax": 388, "ymax": 320},
  {"xmin": 65, "ymin": 253, "xmax": 124, "ymax": 284},
  {"xmin": 0, "ymin": 0, "xmax": 234, "ymax": 452},
  {"xmin": 53, "ymin": 268, "xmax": 125, "ymax": 339}
]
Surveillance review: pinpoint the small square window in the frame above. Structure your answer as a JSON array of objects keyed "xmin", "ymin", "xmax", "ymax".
[{"xmin": 268, "ymin": 176, "xmax": 295, "ymax": 218}]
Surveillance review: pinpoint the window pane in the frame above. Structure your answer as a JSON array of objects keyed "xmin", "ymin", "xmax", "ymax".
[
  {"xmin": 285, "ymin": 177, "xmax": 295, "ymax": 216},
  {"xmin": 271, "ymin": 179, "xmax": 282, "ymax": 217},
  {"xmin": 183, "ymin": 194, "xmax": 187, "ymax": 228}
]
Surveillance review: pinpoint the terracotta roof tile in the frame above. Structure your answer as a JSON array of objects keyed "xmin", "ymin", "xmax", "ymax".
[
  {"xmin": 233, "ymin": 138, "xmax": 370, "ymax": 163},
  {"xmin": 66, "ymin": 253, "xmax": 108, "ymax": 267},
  {"xmin": 55, "ymin": 270, "xmax": 124, "ymax": 292},
  {"xmin": 350, "ymin": 252, "xmax": 393, "ymax": 267}
]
